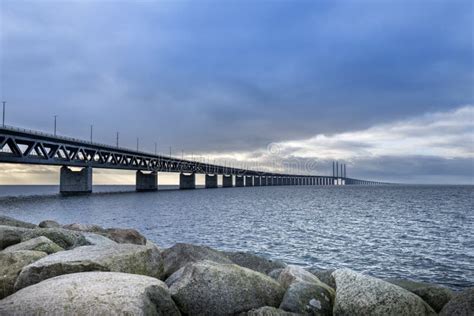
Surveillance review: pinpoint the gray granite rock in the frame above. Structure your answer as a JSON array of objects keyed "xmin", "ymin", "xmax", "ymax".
[
  {"xmin": 0, "ymin": 250, "xmax": 47, "ymax": 299},
  {"xmin": 307, "ymin": 268, "xmax": 336, "ymax": 289},
  {"xmin": 0, "ymin": 272, "xmax": 181, "ymax": 315},
  {"xmin": 386, "ymin": 278, "xmax": 454, "ymax": 312},
  {"xmin": 332, "ymin": 268, "xmax": 436, "ymax": 316},
  {"xmin": 81, "ymin": 232, "xmax": 117, "ymax": 246},
  {"xmin": 280, "ymin": 280, "xmax": 333, "ymax": 315},
  {"xmin": 21, "ymin": 227, "xmax": 90, "ymax": 249},
  {"xmin": 104, "ymin": 227, "xmax": 147, "ymax": 245},
  {"xmin": 0, "ymin": 225, "xmax": 28, "ymax": 250},
  {"xmin": 166, "ymin": 260, "xmax": 285, "ymax": 315},
  {"xmin": 162, "ymin": 243, "xmax": 233, "ymax": 278},
  {"xmin": 14, "ymin": 243, "xmax": 164, "ymax": 290},
  {"xmin": 38, "ymin": 220, "xmax": 61, "ymax": 228},
  {"xmin": 439, "ymin": 288, "xmax": 474, "ymax": 316},
  {"xmin": 63, "ymin": 222, "xmax": 107, "ymax": 234},
  {"xmin": 241, "ymin": 306, "xmax": 301, "ymax": 316},
  {"xmin": 3, "ymin": 236, "xmax": 64, "ymax": 254},
  {"xmin": 0, "ymin": 215, "xmax": 36, "ymax": 229},
  {"xmin": 223, "ymin": 251, "xmax": 287, "ymax": 274}
]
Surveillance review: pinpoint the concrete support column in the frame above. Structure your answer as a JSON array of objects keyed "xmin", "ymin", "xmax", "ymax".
[
  {"xmin": 60, "ymin": 166, "xmax": 92, "ymax": 195},
  {"xmin": 179, "ymin": 173, "xmax": 196, "ymax": 190},
  {"xmin": 245, "ymin": 176, "xmax": 253, "ymax": 186},
  {"xmin": 136, "ymin": 171, "xmax": 158, "ymax": 191},
  {"xmin": 235, "ymin": 175, "xmax": 244, "ymax": 187},
  {"xmin": 222, "ymin": 175, "xmax": 233, "ymax": 188},
  {"xmin": 205, "ymin": 174, "xmax": 218, "ymax": 188}
]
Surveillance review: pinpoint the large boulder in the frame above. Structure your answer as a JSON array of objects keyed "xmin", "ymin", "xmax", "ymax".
[
  {"xmin": 0, "ymin": 272, "xmax": 181, "ymax": 315},
  {"xmin": 0, "ymin": 250, "xmax": 47, "ymax": 299},
  {"xmin": 38, "ymin": 220, "xmax": 61, "ymax": 228},
  {"xmin": 0, "ymin": 225, "xmax": 30, "ymax": 249},
  {"xmin": 439, "ymin": 288, "xmax": 474, "ymax": 316},
  {"xmin": 223, "ymin": 251, "xmax": 287, "ymax": 275},
  {"xmin": 15, "ymin": 243, "xmax": 164, "ymax": 290},
  {"xmin": 332, "ymin": 268, "xmax": 436, "ymax": 316},
  {"xmin": 0, "ymin": 215, "xmax": 36, "ymax": 229},
  {"xmin": 21, "ymin": 227, "xmax": 89, "ymax": 249},
  {"xmin": 105, "ymin": 228, "xmax": 147, "ymax": 245},
  {"xmin": 162, "ymin": 243, "xmax": 233, "ymax": 278},
  {"xmin": 386, "ymin": 278, "xmax": 454, "ymax": 312},
  {"xmin": 166, "ymin": 260, "xmax": 285, "ymax": 315},
  {"xmin": 277, "ymin": 266, "xmax": 334, "ymax": 315},
  {"xmin": 241, "ymin": 306, "xmax": 301, "ymax": 316},
  {"xmin": 279, "ymin": 281, "xmax": 333, "ymax": 315},
  {"xmin": 3, "ymin": 236, "xmax": 64, "ymax": 254}
]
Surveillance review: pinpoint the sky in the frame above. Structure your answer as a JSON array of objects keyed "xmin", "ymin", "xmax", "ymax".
[{"xmin": 0, "ymin": 0, "xmax": 473, "ymax": 184}]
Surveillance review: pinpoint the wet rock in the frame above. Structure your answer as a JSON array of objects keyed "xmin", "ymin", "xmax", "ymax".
[
  {"xmin": 0, "ymin": 225, "xmax": 27, "ymax": 250},
  {"xmin": 0, "ymin": 272, "xmax": 181, "ymax": 315},
  {"xmin": 280, "ymin": 281, "xmax": 333, "ymax": 315},
  {"xmin": 332, "ymin": 268, "xmax": 436, "ymax": 316},
  {"xmin": 241, "ymin": 306, "xmax": 301, "ymax": 316},
  {"xmin": 3, "ymin": 236, "xmax": 64, "ymax": 254},
  {"xmin": 269, "ymin": 268, "xmax": 284, "ymax": 280},
  {"xmin": 0, "ymin": 250, "xmax": 47, "ymax": 299},
  {"xmin": 166, "ymin": 260, "xmax": 285, "ymax": 315},
  {"xmin": 38, "ymin": 220, "xmax": 61, "ymax": 228},
  {"xmin": 0, "ymin": 215, "xmax": 36, "ymax": 229},
  {"xmin": 82, "ymin": 232, "xmax": 117, "ymax": 246},
  {"xmin": 386, "ymin": 278, "xmax": 454, "ymax": 312},
  {"xmin": 63, "ymin": 223, "xmax": 107, "ymax": 234},
  {"xmin": 21, "ymin": 227, "xmax": 89, "ymax": 249},
  {"xmin": 307, "ymin": 268, "xmax": 336, "ymax": 289},
  {"xmin": 105, "ymin": 228, "xmax": 147, "ymax": 245},
  {"xmin": 439, "ymin": 288, "xmax": 474, "ymax": 316},
  {"xmin": 223, "ymin": 251, "xmax": 287, "ymax": 274},
  {"xmin": 14, "ymin": 243, "xmax": 164, "ymax": 290},
  {"xmin": 162, "ymin": 243, "xmax": 233, "ymax": 278}
]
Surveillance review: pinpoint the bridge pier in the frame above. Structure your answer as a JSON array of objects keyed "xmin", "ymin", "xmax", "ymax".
[
  {"xmin": 205, "ymin": 174, "xmax": 218, "ymax": 188},
  {"xmin": 245, "ymin": 176, "xmax": 253, "ymax": 186},
  {"xmin": 235, "ymin": 175, "xmax": 244, "ymax": 187},
  {"xmin": 222, "ymin": 175, "xmax": 233, "ymax": 187},
  {"xmin": 254, "ymin": 176, "xmax": 261, "ymax": 186},
  {"xmin": 179, "ymin": 173, "xmax": 196, "ymax": 190},
  {"xmin": 136, "ymin": 171, "xmax": 158, "ymax": 191},
  {"xmin": 261, "ymin": 176, "xmax": 267, "ymax": 186},
  {"xmin": 60, "ymin": 166, "xmax": 92, "ymax": 195}
]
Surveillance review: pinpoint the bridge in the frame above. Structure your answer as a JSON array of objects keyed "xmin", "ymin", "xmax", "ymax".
[{"xmin": 0, "ymin": 125, "xmax": 385, "ymax": 194}]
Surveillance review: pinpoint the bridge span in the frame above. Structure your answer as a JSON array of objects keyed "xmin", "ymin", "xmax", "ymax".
[{"xmin": 0, "ymin": 126, "xmax": 384, "ymax": 194}]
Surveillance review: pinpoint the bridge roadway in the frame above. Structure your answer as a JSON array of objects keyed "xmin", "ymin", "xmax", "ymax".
[{"xmin": 0, "ymin": 126, "xmax": 383, "ymax": 194}]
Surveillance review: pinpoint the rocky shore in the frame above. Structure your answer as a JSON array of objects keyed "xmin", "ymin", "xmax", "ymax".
[{"xmin": 0, "ymin": 215, "xmax": 472, "ymax": 315}]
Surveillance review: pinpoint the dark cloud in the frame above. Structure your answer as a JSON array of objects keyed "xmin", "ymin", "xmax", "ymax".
[{"xmin": 0, "ymin": 0, "xmax": 473, "ymax": 183}]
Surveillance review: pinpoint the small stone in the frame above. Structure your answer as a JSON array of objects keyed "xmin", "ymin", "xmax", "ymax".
[
  {"xmin": 38, "ymin": 220, "xmax": 61, "ymax": 228},
  {"xmin": 3, "ymin": 236, "xmax": 64, "ymax": 254},
  {"xmin": 0, "ymin": 272, "xmax": 181, "ymax": 315}
]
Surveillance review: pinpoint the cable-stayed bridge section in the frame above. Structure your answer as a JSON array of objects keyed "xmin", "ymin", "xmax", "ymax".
[{"xmin": 0, "ymin": 126, "xmax": 384, "ymax": 194}]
